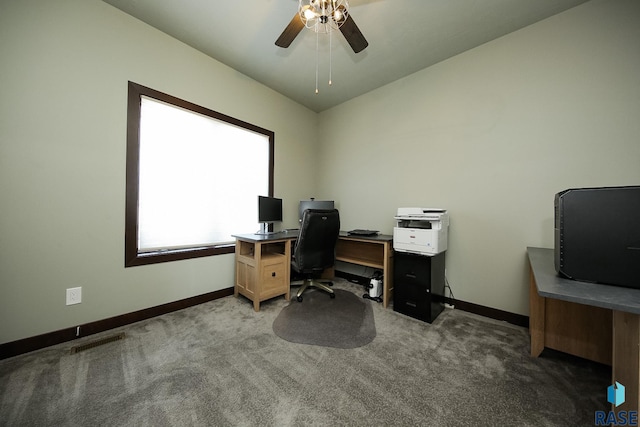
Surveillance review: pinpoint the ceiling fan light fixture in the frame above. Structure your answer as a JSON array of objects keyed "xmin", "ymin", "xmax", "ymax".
[{"xmin": 298, "ymin": 0, "xmax": 349, "ymax": 33}]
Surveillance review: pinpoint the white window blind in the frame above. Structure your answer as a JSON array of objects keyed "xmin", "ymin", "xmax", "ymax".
[{"xmin": 137, "ymin": 96, "xmax": 269, "ymax": 252}]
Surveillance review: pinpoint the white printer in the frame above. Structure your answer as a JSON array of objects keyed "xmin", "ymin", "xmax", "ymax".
[{"xmin": 393, "ymin": 208, "xmax": 449, "ymax": 256}]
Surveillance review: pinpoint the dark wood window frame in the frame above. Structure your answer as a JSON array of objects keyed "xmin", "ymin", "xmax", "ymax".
[{"xmin": 125, "ymin": 81, "xmax": 275, "ymax": 267}]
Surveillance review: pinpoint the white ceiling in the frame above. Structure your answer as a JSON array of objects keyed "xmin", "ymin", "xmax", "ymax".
[{"xmin": 102, "ymin": 0, "xmax": 589, "ymax": 112}]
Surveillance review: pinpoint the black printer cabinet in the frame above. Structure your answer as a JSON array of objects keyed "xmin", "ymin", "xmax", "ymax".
[{"xmin": 393, "ymin": 251, "xmax": 446, "ymax": 323}]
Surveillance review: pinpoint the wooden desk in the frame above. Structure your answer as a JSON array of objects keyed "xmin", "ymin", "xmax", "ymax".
[
  {"xmin": 336, "ymin": 232, "xmax": 394, "ymax": 308},
  {"xmin": 528, "ymin": 247, "xmax": 640, "ymax": 413},
  {"xmin": 232, "ymin": 232, "xmax": 394, "ymax": 311},
  {"xmin": 233, "ymin": 233, "xmax": 293, "ymax": 312}
]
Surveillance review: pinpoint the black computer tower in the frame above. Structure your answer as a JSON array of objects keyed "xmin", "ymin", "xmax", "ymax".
[
  {"xmin": 555, "ymin": 185, "xmax": 640, "ymax": 288},
  {"xmin": 393, "ymin": 251, "xmax": 446, "ymax": 323}
]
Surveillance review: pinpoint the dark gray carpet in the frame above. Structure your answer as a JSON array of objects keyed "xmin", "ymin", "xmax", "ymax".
[
  {"xmin": 0, "ymin": 279, "xmax": 609, "ymax": 426},
  {"xmin": 272, "ymin": 288, "xmax": 376, "ymax": 348}
]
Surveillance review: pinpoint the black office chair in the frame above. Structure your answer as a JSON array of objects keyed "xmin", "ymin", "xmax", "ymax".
[{"xmin": 291, "ymin": 209, "xmax": 341, "ymax": 302}]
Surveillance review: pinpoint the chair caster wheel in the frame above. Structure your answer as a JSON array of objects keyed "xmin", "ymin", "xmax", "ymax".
[
  {"xmin": 297, "ymin": 296, "xmax": 303, "ymax": 302},
  {"xmin": 330, "ymin": 293, "xmax": 335, "ymax": 299}
]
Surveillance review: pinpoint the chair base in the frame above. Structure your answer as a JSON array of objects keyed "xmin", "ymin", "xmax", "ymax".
[{"xmin": 295, "ymin": 278, "xmax": 335, "ymax": 302}]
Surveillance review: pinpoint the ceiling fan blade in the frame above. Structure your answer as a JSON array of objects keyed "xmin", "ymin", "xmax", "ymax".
[
  {"xmin": 275, "ymin": 13, "xmax": 304, "ymax": 48},
  {"xmin": 338, "ymin": 11, "xmax": 368, "ymax": 53}
]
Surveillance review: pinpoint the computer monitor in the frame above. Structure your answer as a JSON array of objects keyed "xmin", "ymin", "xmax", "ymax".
[
  {"xmin": 257, "ymin": 195, "xmax": 282, "ymax": 234},
  {"xmin": 298, "ymin": 199, "xmax": 334, "ymax": 221}
]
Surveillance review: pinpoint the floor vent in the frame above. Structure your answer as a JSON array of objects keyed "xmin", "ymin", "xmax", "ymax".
[{"xmin": 70, "ymin": 332, "xmax": 126, "ymax": 354}]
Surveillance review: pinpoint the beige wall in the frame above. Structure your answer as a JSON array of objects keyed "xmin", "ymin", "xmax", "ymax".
[
  {"xmin": 0, "ymin": 0, "xmax": 318, "ymax": 344},
  {"xmin": 317, "ymin": 0, "xmax": 640, "ymax": 315}
]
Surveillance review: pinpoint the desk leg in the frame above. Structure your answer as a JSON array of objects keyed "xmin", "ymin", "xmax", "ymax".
[
  {"xmin": 382, "ymin": 241, "xmax": 393, "ymax": 309},
  {"xmin": 284, "ymin": 240, "xmax": 291, "ymax": 302},
  {"xmin": 529, "ymin": 266, "xmax": 545, "ymax": 357},
  {"xmin": 612, "ymin": 311, "xmax": 640, "ymax": 413}
]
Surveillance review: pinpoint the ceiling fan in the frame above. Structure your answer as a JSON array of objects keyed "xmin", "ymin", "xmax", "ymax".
[{"xmin": 275, "ymin": 0, "xmax": 369, "ymax": 53}]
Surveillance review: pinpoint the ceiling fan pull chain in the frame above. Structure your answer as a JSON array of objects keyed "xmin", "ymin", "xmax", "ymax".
[
  {"xmin": 315, "ymin": 28, "xmax": 319, "ymax": 94},
  {"xmin": 329, "ymin": 27, "xmax": 333, "ymax": 86}
]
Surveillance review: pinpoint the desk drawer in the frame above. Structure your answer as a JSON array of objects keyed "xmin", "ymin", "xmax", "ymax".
[
  {"xmin": 394, "ymin": 281, "xmax": 444, "ymax": 323},
  {"xmin": 261, "ymin": 260, "xmax": 286, "ymax": 293},
  {"xmin": 394, "ymin": 251, "xmax": 432, "ymax": 286}
]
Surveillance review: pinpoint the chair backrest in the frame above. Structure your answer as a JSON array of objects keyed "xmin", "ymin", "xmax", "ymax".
[{"xmin": 292, "ymin": 209, "xmax": 340, "ymax": 274}]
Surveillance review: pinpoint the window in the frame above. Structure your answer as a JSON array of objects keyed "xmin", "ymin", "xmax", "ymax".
[{"xmin": 125, "ymin": 82, "xmax": 274, "ymax": 267}]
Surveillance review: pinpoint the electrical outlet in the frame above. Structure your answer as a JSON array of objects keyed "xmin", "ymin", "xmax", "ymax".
[{"xmin": 66, "ymin": 287, "xmax": 82, "ymax": 305}]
